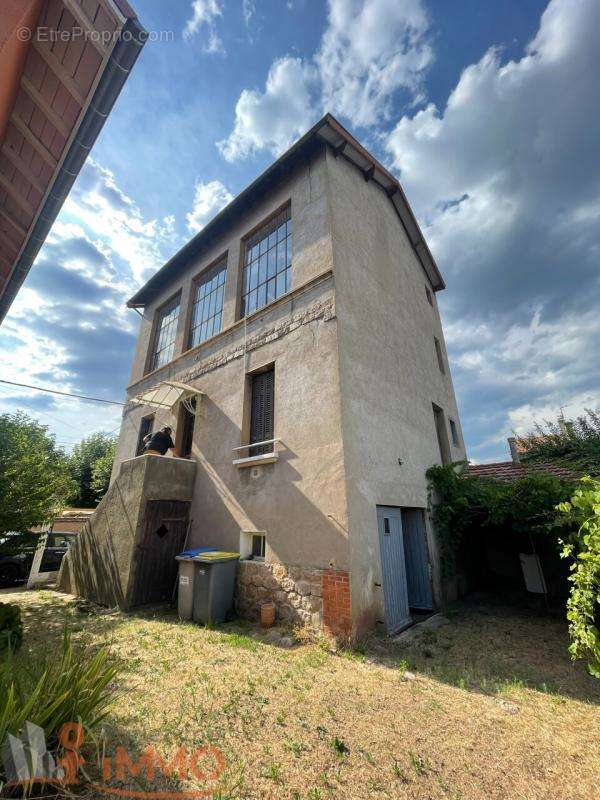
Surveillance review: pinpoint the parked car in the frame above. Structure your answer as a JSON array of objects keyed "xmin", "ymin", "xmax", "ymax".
[{"xmin": 0, "ymin": 532, "xmax": 72, "ymax": 587}]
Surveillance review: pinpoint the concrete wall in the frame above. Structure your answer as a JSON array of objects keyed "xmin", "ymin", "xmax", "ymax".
[
  {"xmin": 60, "ymin": 455, "xmax": 196, "ymax": 608},
  {"xmin": 326, "ymin": 148, "xmax": 467, "ymax": 633}
]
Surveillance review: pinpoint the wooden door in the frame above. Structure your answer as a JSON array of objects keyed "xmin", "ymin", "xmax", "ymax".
[
  {"xmin": 402, "ymin": 509, "xmax": 434, "ymax": 610},
  {"xmin": 377, "ymin": 506, "xmax": 411, "ymax": 634},
  {"xmin": 131, "ymin": 500, "xmax": 190, "ymax": 606}
]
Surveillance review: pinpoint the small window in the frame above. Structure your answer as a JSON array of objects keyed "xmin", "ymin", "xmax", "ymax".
[
  {"xmin": 240, "ymin": 530, "xmax": 267, "ymax": 560},
  {"xmin": 136, "ymin": 414, "xmax": 154, "ymax": 456},
  {"xmin": 251, "ymin": 534, "xmax": 266, "ymax": 560},
  {"xmin": 432, "ymin": 403, "xmax": 451, "ymax": 465},
  {"xmin": 189, "ymin": 260, "xmax": 227, "ymax": 348},
  {"xmin": 425, "ymin": 286, "xmax": 433, "ymax": 306},
  {"xmin": 449, "ymin": 418, "xmax": 459, "ymax": 447},
  {"xmin": 241, "ymin": 206, "xmax": 291, "ymax": 317},
  {"xmin": 149, "ymin": 295, "xmax": 180, "ymax": 372},
  {"xmin": 434, "ymin": 337, "xmax": 446, "ymax": 374},
  {"xmin": 249, "ymin": 367, "xmax": 275, "ymax": 455}
]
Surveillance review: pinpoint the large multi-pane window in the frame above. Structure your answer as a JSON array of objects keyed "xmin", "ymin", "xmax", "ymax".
[
  {"xmin": 149, "ymin": 295, "xmax": 180, "ymax": 372},
  {"xmin": 188, "ymin": 261, "xmax": 227, "ymax": 348},
  {"xmin": 242, "ymin": 206, "xmax": 292, "ymax": 317}
]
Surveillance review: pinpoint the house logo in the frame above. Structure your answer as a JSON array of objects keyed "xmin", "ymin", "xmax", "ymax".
[{"xmin": 1, "ymin": 722, "xmax": 225, "ymax": 798}]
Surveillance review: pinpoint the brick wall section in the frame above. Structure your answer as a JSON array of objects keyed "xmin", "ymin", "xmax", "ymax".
[{"xmin": 322, "ymin": 569, "xmax": 351, "ymax": 637}]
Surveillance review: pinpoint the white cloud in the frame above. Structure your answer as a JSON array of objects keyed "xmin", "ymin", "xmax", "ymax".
[
  {"xmin": 242, "ymin": 0, "xmax": 255, "ymax": 28},
  {"xmin": 219, "ymin": 0, "xmax": 433, "ymax": 161},
  {"xmin": 378, "ymin": 0, "xmax": 600, "ymax": 459},
  {"xmin": 217, "ymin": 57, "xmax": 317, "ymax": 161},
  {"xmin": 183, "ymin": 0, "xmax": 224, "ymax": 53},
  {"xmin": 186, "ymin": 180, "xmax": 233, "ymax": 233},
  {"xmin": 316, "ymin": 0, "xmax": 433, "ymax": 126},
  {"xmin": 64, "ymin": 160, "xmax": 177, "ymax": 286},
  {"xmin": 0, "ymin": 159, "xmax": 178, "ymax": 449}
]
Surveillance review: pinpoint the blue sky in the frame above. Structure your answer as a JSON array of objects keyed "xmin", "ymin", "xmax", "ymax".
[{"xmin": 1, "ymin": 0, "xmax": 598, "ymax": 461}]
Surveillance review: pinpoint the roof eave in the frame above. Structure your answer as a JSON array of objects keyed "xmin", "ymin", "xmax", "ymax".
[
  {"xmin": 0, "ymin": 11, "xmax": 147, "ymax": 325},
  {"xmin": 127, "ymin": 112, "xmax": 445, "ymax": 308}
]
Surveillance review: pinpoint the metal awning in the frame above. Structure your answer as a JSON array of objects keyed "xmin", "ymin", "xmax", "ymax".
[{"xmin": 130, "ymin": 381, "xmax": 204, "ymax": 412}]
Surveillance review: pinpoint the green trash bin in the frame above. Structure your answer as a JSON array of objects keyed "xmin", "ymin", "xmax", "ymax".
[{"xmin": 192, "ymin": 551, "xmax": 240, "ymax": 625}]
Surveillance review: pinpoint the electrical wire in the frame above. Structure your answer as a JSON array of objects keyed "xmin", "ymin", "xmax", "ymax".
[{"xmin": 0, "ymin": 379, "xmax": 124, "ymax": 406}]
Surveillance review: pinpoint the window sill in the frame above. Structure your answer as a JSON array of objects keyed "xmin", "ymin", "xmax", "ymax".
[{"xmin": 233, "ymin": 452, "xmax": 279, "ymax": 468}]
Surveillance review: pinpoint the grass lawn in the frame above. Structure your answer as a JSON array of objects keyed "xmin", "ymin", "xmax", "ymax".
[{"xmin": 3, "ymin": 587, "xmax": 599, "ymax": 800}]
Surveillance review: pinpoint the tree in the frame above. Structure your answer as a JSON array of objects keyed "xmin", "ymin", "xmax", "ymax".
[
  {"xmin": 90, "ymin": 438, "xmax": 117, "ymax": 502},
  {"xmin": 0, "ymin": 412, "xmax": 76, "ymax": 533},
  {"xmin": 68, "ymin": 433, "xmax": 117, "ymax": 507},
  {"xmin": 516, "ymin": 409, "xmax": 600, "ymax": 475}
]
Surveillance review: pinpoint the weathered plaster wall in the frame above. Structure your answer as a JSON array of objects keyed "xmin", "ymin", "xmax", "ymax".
[
  {"xmin": 115, "ymin": 285, "xmax": 350, "ymax": 572},
  {"xmin": 326, "ymin": 149, "xmax": 467, "ymax": 633},
  {"xmin": 127, "ymin": 145, "xmax": 332, "ymax": 388}
]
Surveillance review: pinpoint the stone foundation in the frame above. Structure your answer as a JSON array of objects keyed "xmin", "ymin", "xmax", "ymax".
[{"xmin": 235, "ymin": 561, "xmax": 326, "ymax": 631}]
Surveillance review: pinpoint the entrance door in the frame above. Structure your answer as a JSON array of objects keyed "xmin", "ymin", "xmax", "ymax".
[
  {"xmin": 402, "ymin": 509, "xmax": 434, "ymax": 610},
  {"xmin": 131, "ymin": 500, "xmax": 190, "ymax": 606},
  {"xmin": 377, "ymin": 506, "xmax": 411, "ymax": 634}
]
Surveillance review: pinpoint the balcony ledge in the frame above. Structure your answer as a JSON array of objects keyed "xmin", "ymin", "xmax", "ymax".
[{"xmin": 233, "ymin": 452, "xmax": 279, "ymax": 469}]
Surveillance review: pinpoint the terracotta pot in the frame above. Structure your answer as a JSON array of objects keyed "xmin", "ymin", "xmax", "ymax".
[{"xmin": 260, "ymin": 602, "xmax": 276, "ymax": 628}]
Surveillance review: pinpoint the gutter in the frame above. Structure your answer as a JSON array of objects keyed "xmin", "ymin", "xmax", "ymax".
[{"xmin": 0, "ymin": 16, "xmax": 147, "ymax": 325}]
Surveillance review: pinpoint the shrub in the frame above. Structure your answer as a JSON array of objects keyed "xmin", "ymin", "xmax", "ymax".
[
  {"xmin": 557, "ymin": 477, "xmax": 600, "ymax": 677},
  {"xmin": 0, "ymin": 629, "xmax": 119, "ymax": 754},
  {"xmin": 0, "ymin": 603, "xmax": 23, "ymax": 652},
  {"xmin": 516, "ymin": 409, "xmax": 600, "ymax": 475}
]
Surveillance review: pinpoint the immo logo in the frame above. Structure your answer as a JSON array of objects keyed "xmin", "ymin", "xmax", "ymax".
[{"xmin": 1, "ymin": 721, "xmax": 225, "ymax": 799}]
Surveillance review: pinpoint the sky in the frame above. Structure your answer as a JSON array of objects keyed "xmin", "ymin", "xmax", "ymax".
[{"xmin": 0, "ymin": 0, "xmax": 599, "ymax": 461}]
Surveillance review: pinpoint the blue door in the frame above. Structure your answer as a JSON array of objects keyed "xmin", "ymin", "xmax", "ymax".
[
  {"xmin": 377, "ymin": 506, "xmax": 411, "ymax": 634},
  {"xmin": 402, "ymin": 509, "xmax": 434, "ymax": 610}
]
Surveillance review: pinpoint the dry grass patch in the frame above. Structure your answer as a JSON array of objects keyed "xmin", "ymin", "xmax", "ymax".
[{"xmin": 3, "ymin": 587, "xmax": 599, "ymax": 800}]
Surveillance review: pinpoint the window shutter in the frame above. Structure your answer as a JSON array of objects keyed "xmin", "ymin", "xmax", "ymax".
[{"xmin": 250, "ymin": 368, "xmax": 274, "ymax": 454}]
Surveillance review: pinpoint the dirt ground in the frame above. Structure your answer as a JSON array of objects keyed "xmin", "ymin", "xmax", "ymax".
[{"xmin": 3, "ymin": 586, "xmax": 599, "ymax": 800}]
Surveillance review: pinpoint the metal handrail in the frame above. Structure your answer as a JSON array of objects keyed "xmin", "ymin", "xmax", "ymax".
[{"xmin": 232, "ymin": 438, "xmax": 281, "ymax": 453}]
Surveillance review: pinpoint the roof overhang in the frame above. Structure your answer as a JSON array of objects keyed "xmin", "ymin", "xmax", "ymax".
[
  {"xmin": 0, "ymin": 0, "xmax": 146, "ymax": 324},
  {"xmin": 127, "ymin": 113, "xmax": 444, "ymax": 309},
  {"xmin": 130, "ymin": 380, "xmax": 204, "ymax": 412}
]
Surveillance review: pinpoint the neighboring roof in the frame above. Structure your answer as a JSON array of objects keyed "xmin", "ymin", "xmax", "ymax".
[
  {"xmin": 467, "ymin": 461, "xmax": 580, "ymax": 482},
  {"xmin": 127, "ymin": 113, "xmax": 445, "ymax": 308},
  {"xmin": 0, "ymin": 0, "xmax": 146, "ymax": 324}
]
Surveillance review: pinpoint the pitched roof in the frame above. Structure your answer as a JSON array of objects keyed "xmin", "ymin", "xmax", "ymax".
[
  {"xmin": 127, "ymin": 113, "xmax": 445, "ymax": 308},
  {"xmin": 467, "ymin": 461, "xmax": 580, "ymax": 482}
]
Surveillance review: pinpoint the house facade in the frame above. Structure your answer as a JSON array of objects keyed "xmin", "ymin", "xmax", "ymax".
[{"xmin": 106, "ymin": 115, "xmax": 466, "ymax": 637}]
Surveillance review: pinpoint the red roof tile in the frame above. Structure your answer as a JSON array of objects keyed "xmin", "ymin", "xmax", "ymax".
[{"xmin": 466, "ymin": 461, "xmax": 580, "ymax": 482}]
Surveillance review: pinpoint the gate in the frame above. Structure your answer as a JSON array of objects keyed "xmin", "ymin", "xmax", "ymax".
[{"xmin": 131, "ymin": 500, "xmax": 190, "ymax": 606}]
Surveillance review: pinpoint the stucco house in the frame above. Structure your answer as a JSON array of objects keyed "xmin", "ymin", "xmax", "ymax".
[{"xmin": 61, "ymin": 114, "xmax": 466, "ymax": 638}]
